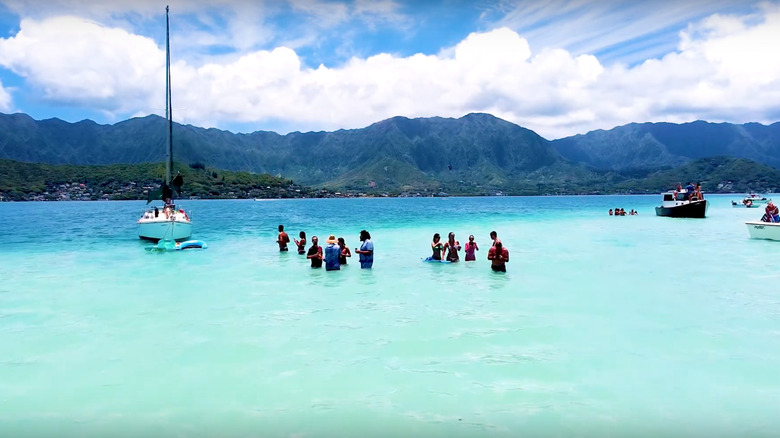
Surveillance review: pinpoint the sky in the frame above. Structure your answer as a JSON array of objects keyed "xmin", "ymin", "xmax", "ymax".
[{"xmin": 0, "ymin": 0, "xmax": 778, "ymax": 140}]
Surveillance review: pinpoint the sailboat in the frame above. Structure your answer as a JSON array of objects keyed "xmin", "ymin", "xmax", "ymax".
[{"xmin": 137, "ymin": 6, "xmax": 192, "ymax": 242}]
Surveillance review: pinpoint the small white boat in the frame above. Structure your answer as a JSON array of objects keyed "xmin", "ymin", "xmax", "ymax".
[
  {"xmin": 746, "ymin": 201, "xmax": 780, "ymax": 240},
  {"xmin": 743, "ymin": 194, "xmax": 770, "ymax": 204},
  {"xmin": 732, "ymin": 200, "xmax": 761, "ymax": 208},
  {"xmin": 746, "ymin": 221, "xmax": 780, "ymax": 240}
]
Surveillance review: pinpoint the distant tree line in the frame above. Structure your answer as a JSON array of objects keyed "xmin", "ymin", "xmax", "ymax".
[{"xmin": 0, "ymin": 159, "xmax": 327, "ymax": 201}]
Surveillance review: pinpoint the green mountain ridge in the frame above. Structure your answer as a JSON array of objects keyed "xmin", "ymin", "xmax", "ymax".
[{"xmin": 1, "ymin": 112, "xmax": 779, "ymax": 194}]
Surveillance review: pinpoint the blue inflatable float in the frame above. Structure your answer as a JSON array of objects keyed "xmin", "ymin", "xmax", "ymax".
[
  {"xmin": 146, "ymin": 240, "xmax": 208, "ymax": 252},
  {"xmin": 421, "ymin": 257, "xmax": 451, "ymax": 263}
]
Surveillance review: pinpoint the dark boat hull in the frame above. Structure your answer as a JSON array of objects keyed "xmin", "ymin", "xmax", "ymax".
[{"xmin": 655, "ymin": 200, "xmax": 708, "ymax": 218}]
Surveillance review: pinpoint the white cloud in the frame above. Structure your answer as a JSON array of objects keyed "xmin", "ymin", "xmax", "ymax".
[
  {"xmin": 0, "ymin": 16, "xmax": 163, "ymax": 115},
  {"xmin": 490, "ymin": 0, "xmax": 752, "ymax": 65},
  {"xmin": 0, "ymin": 79, "xmax": 12, "ymax": 112},
  {"xmin": 0, "ymin": 3, "xmax": 778, "ymax": 139}
]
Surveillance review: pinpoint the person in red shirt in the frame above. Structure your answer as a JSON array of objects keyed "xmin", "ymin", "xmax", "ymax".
[
  {"xmin": 487, "ymin": 240, "xmax": 509, "ymax": 272},
  {"xmin": 764, "ymin": 202, "xmax": 779, "ymax": 222}
]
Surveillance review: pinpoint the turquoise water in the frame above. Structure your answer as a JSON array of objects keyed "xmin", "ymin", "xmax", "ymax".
[{"xmin": 1, "ymin": 195, "xmax": 779, "ymax": 437}]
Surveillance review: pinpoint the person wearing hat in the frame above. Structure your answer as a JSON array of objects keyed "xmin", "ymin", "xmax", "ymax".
[
  {"xmin": 324, "ymin": 235, "xmax": 341, "ymax": 271},
  {"xmin": 487, "ymin": 239, "xmax": 509, "ymax": 272}
]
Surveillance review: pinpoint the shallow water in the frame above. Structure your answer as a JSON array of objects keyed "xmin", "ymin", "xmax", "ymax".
[{"xmin": 1, "ymin": 195, "xmax": 779, "ymax": 437}]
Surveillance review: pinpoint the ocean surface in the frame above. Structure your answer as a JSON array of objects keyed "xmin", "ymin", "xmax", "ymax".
[{"xmin": 1, "ymin": 195, "xmax": 779, "ymax": 437}]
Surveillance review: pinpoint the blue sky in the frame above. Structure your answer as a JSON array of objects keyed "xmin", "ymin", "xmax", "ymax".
[{"xmin": 0, "ymin": 0, "xmax": 778, "ymax": 139}]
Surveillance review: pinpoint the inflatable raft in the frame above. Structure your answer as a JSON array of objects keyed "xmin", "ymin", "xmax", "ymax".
[{"xmin": 146, "ymin": 240, "xmax": 208, "ymax": 252}]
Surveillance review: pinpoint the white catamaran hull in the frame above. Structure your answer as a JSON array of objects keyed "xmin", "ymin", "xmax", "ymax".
[
  {"xmin": 745, "ymin": 221, "xmax": 780, "ymax": 241},
  {"xmin": 138, "ymin": 212, "xmax": 192, "ymax": 241}
]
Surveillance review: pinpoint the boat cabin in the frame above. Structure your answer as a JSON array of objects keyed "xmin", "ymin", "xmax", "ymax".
[{"xmin": 663, "ymin": 190, "xmax": 690, "ymax": 202}]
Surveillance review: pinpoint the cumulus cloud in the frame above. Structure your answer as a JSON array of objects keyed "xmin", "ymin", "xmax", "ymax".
[
  {"xmin": 0, "ymin": 16, "xmax": 163, "ymax": 116},
  {"xmin": 0, "ymin": 3, "xmax": 778, "ymax": 139},
  {"xmin": 0, "ymin": 79, "xmax": 12, "ymax": 112}
]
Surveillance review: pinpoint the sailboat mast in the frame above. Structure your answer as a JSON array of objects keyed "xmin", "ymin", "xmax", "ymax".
[{"xmin": 165, "ymin": 5, "xmax": 172, "ymax": 187}]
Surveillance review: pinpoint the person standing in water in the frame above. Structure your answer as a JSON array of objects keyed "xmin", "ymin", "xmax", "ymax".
[
  {"xmin": 306, "ymin": 236, "xmax": 323, "ymax": 268},
  {"xmin": 355, "ymin": 230, "xmax": 374, "ymax": 269},
  {"xmin": 489, "ymin": 230, "xmax": 498, "ymax": 246},
  {"xmin": 324, "ymin": 235, "xmax": 341, "ymax": 271},
  {"xmin": 338, "ymin": 237, "xmax": 351, "ymax": 265},
  {"xmin": 294, "ymin": 231, "xmax": 307, "ymax": 255},
  {"xmin": 487, "ymin": 240, "xmax": 509, "ymax": 272},
  {"xmin": 277, "ymin": 224, "xmax": 290, "ymax": 252},
  {"xmin": 464, "ymin": 235, "xmax": 479, "ymax": 261},
  {"xmin": 443, "ymin": 232, "xmax": 461, "ymax": 262},
  {"xmin": 431, "ymin": 233, "xmax": 443, "ymax": 260}
]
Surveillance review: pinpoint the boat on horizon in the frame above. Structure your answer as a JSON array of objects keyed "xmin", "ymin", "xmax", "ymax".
[
  {"xmin": 655, "ymin": 189, "xmax": 708, "ymax": 218},
  {"xmin": 742, "ymin": 194, "xmax": 770, "ymax": 204},
  {"xmin": 732, "ymin": 200, "xmax": 761, "ymax": 208},
  {"xmin": 137, "ymin": 6, "xmax": 192, "ymax": 242}
]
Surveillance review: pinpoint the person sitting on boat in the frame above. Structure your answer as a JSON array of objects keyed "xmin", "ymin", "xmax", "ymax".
[
  {"xmin": 762, "ymin": 201, "xmax": 780, "ymax": 222},
  {"xmin": 694, "ymin": 183, "xmax": 703, "ymax": 201},
  {"xmin": 685, "ymin": 182, "xmax": 695, "ymax": 200},
  {"xmin": 673, "ymin": 183, "xmax": 682, "ymax": 200}
]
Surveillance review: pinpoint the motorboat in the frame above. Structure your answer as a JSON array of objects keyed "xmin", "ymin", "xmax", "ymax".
[
  {"xmin": 746, "ymin": 202, "xmax": 780, "ymax": 240},
  {"xmin": 655, "ymin": 189, "xmax": 708, "ymax": 218},
  {"xmin": 746, "ymin": 221, "xmax": 780, "ymax": 240},
  {"xmin": 732, "ymin": 200, "xmax": 761, "ymax": 208},
  {"xmin": 743, "ymin": 194, "xmax": 770, "ymax": 204},
  {"xmin": 137, "ymin": 7, "xmax": 192, "ymax": 242}
]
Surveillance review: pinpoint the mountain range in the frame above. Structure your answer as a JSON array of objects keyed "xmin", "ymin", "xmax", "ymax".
[{"xmin": 1, "ymin": 112, "xmax": 779, "ymax": 194}]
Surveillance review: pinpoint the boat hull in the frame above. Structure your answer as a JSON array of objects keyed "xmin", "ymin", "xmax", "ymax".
[
  {"xmin": 137, "ymin": 218, "xmax": 192, "ymax": 242},
  {"xmin": 746, "ymin": 221, "xmax": 780, "ymax": 241},
  {"xmin": 655, "ymin": 200, "xmax": 708, "ymax": 218}
]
